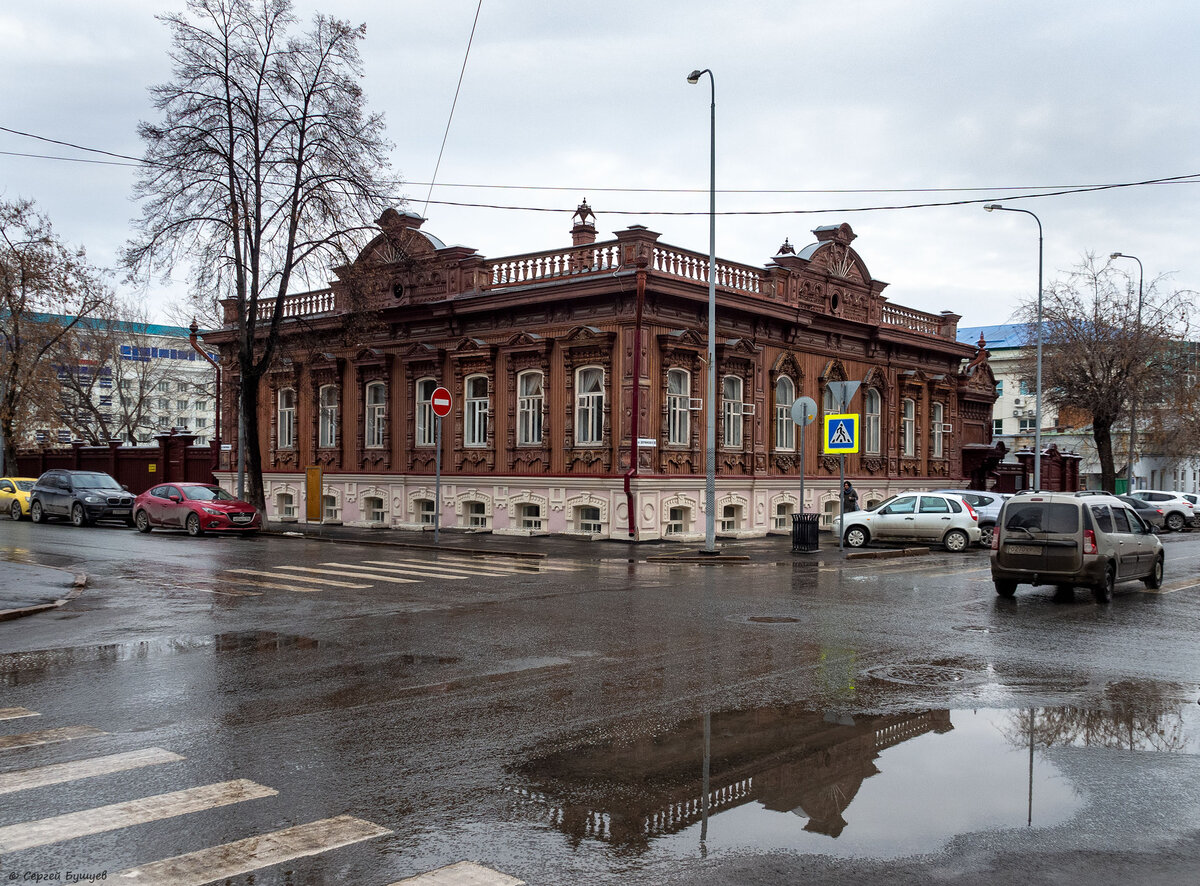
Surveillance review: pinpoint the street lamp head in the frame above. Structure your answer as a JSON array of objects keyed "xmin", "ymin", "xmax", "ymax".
[
  {"xmin": 687, "ymin": 70, "xmax": 703, "ymax": 83},
  {"xmin": 983, "ymin": 203, "xmax": 1002, "ymax": 212},
  {"xmin": 1110, "ymin": 252, "xmax": 1124, "ymax": 259}
]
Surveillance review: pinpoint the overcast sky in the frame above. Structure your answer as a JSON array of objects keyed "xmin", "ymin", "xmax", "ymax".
[{"xmin": 3, "ymin": 0, "xmax": 1198, "ymax": 328}]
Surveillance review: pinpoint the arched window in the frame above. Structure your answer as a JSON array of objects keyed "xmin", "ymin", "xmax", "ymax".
[
  {"xmin": 667, "ymin": 369, "xmax": 690, "ymax": 446},
  {"xmin": 517, "ymin": 370, "xmax": 543, "ymax": 445},
  {"xmin": 901, "ymin": 397, "xmax": 916, "ymax": 457},
  {"xmin": 775, "ymin": 376, "xmax": 795, "ymax": 451},
  {"xmin": 722, "ymin": 375, "xmax": 743, "ymax": 448},
  {"xmin": 864, "ymin": 387, "xmax": 881, "ymax": 455},
  {"xmin": 464, "ymin": 375, "xmax": 489, "ymax": 447},
  {"xmin": 415, "ymin": 378, "xmax": 436, "ymax": 446},
  {"xmin": 575, "ymin": 367, "xmax": 604, "ymax": 445},
  {"xmin": 930, "ymin": 401, "xmax": 945, "ymax": 458},
  {"xmin": 318, "ymin": 385, "xmax": 338, "ymax": 448},
  {"xmin": 365, "ymin": 381, "xmax": 386, "ymax": 448},
  {"xmin": 363, "ymin": 495, "xmax": 386, "ymax": 523},
  {"xmin": 277, "ymin": 388, "xmax": 295, "ymax": 449}
]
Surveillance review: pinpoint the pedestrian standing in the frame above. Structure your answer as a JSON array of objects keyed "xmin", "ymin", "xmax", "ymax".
[{"xmin": 842, "ymin": 480, "xmax": 859, "ymax": 512}]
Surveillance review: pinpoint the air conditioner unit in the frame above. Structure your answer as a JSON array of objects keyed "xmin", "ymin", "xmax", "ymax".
[
  {"xmin": 1013, "ymin": 397, "xmax": 1026, "ymax": 407},
  {"xmin": 1012, "ymin": 407, "xmax": 1023, "ymax": 417}
]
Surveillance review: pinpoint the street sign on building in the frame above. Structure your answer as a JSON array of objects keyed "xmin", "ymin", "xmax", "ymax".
[{"xmin": 823, "ymin": 414, "xmax": 859, "ymax": 454}]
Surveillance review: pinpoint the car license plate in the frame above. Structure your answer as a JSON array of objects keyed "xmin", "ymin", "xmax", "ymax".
[
  {"xmin": 232, "ymin": 514, "xmax": 251, "ymax": 523},
  {"xmin": 1007, "ymin": 544, "xmax": 1040, "ymax": 556}
]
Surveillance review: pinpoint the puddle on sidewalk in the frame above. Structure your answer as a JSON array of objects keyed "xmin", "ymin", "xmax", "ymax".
[{"xmin": 512, "ymin": 692, "xmax": 1200, "ymax": 860}]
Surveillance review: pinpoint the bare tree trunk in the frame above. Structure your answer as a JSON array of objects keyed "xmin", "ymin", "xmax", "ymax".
[
  {"xmin": 240, "ymin": 366, "xmax": 266, "ymax": 512},
  {"xmin": 1093, "ymin": 418, "xmax": 1116, "ymax": 492}
]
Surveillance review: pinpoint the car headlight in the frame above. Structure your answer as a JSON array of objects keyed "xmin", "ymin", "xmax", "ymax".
[
  {"xmin": 85, "ymin": 495, "xmax": 104, "ymax": 503},
  {"xmin": 202, "ymin": 507, "xmax": 222, "ymax": 516}
]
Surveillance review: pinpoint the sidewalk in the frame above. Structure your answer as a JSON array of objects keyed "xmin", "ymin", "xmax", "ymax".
[
  {"xmin": 0, "ymin": 561, "xmax": 87, "ymax": 622},
  {"xmin": 264, "ymin": 521, "xmax": 906, "ymax": 568}
]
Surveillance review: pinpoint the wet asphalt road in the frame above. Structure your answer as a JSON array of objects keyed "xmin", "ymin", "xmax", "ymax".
[{"xmin": 2, "ymin": 520, "xmax": 1200, "ymax": 886}]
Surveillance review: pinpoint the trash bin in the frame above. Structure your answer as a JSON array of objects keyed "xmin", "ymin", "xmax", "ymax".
[{"xmin": 791, "ymin": 512, "xmax": 820, "ymax": 553}]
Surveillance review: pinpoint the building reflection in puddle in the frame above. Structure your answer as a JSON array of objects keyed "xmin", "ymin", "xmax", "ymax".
[{"xmin": 513, "ymin": 697, "xmax": 1198, "ymax": 860}]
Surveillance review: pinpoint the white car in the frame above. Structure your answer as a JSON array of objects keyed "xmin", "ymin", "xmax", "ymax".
[
  {"xmin": 834, "ymin": 492, "xmax": 982, "ymax": 552},
  {"xmin": 1127, "ymin": 490, "xmax": 1196, "ymax": 531}
]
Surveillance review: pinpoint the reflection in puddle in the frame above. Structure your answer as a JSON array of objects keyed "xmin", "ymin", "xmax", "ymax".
[
  {"xmin": 0, "ymin": 632, "xmax": 320, "ymax": 684},
  {"xmin": 514, "ymin": 695, "xmax": 1199, "ymax": 860}
]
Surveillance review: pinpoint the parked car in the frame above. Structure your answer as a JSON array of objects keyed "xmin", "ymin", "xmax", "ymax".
[
  {"xmin": 29, "ymin": 470, "xmax": 136, "ymax": 527},
  {"xmin": 835, "ymin": 492, "xmax": 981, "ymax": 552},
  {"xmin": 990, "ymin": 491, "xmax": 1163, "ymax": 602},
  {"xmin": 134, "ymin": 482, "xmax": 261, "ymax": 536},
  {"xmin": 1116, "ymin": 494, "xmax": 1166, "ymax": 531},
  {"xmin": 0, "ymin": 477, "xmax": 38, "ymax": 520},
  {"xmin": 929, "ymin": 488, "xmax": 1010, "ymax": 548},
  {"xmin": 1183, "ymin": 493, "xmax": 1200, "ymax": 523},
  {"xmin": 1126, "ymin": 490, "xmax": 1195, "ymax": 531}
]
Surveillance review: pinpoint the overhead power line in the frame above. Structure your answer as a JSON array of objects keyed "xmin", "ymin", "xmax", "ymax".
[{"xmin": 3, "ymin": 124, "xmax": 1199, "ymax": 216}]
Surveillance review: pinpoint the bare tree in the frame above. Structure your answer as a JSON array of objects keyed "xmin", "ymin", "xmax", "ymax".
[
  {"xmin": 0, "ymin": 199, "xmax": 112, "ymax": 473},
  {"xmin": 125, "ymin": 0, "xmax": 398, "ymax": 509},
  {"xmin": 1014, "ymin": 255, "xmax": 1193, "ymax": 492}
]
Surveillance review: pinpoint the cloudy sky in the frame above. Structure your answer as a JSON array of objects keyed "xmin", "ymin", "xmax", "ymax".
[{"xmin": 3, "ymin": 0, "xmax": 1198, "ymax": 327}]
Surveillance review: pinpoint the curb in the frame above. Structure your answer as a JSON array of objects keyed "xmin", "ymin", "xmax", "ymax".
[
  {"xmin": 645, "ymin": 554, "xmax": 751, "ymax": 563},
  {"xmin": 845, "ymin": 547, "xmax": 932, "ymax": 560},
  {"xmin": 0, "ymin": 568, "xmax": 87, "ymax": 622},
  {"xmin": 265, "ymin": 530, "xmax": 547, "ymax": 560}
]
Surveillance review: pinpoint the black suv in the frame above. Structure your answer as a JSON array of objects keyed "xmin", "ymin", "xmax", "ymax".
[{"xmin": 29, "ymin": 470, "xmax": 136, "ymax": 527}]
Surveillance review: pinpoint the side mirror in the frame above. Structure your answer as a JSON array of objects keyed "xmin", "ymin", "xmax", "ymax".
[{"xmin": 121, "ymin": 484, "xmax": 129, "ymax": 491}]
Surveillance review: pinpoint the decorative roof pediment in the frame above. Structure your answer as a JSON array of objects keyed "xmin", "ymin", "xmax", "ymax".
[
  {"xmin": 720, "ymin": 337, "xmax": 760, "ymax": 356},
  {"xmin": 771, "ymin": 351, "xmax": 804, "ymax": 380},
  {"xmin": 663, "ymin": 328, "xmax": 707, "ymax": 347},
  {"xmin": 354, "ymin": 347, "xmax": 389, "ymax": 366},
  {"xmin": 564, "ymin": 325, "xmax": 604, "ymax": 342},
  {"xmin": 399, "ymin": 342, "xmax": 438, "ymax": 359}
]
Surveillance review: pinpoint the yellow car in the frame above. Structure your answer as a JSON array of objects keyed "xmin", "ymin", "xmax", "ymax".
[{"xmin": 1, "ymin": 477, "xmax": 38, "ymax": 521}]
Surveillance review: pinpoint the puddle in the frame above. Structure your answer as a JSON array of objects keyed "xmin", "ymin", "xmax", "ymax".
[
  {"xmin": 513, "ymin": 695, "xmax": 1200, "ymax": 860},
  {"xmin": 0, "ymin": 632, "xmax": 321, "ymax": 683}
]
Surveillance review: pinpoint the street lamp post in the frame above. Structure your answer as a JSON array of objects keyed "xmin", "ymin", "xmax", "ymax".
[
  {"xmin": 1110, "ymin": 252, "xmax": 1144, "ymax": 493},
  {"xmin": 688, "ymin": 68, "xmax": 717, "ymax": 553},
  {"xmin": 984, "ymin": 204, "xmax": 1044, "ymax": 490}
]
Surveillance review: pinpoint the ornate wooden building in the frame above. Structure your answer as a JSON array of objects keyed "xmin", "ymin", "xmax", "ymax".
[{"xmin": 208, "ymin": 203, "xmax": 999, "ymax": 540}]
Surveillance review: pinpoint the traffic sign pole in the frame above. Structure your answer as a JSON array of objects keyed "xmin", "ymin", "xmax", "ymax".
[
  {"xmin": 429, "ymin": 386, "xmax": 453, "ymax": 545},
  {"xmin": 435, "ymin": 415, "xmax": 441, "ymax": 544}
]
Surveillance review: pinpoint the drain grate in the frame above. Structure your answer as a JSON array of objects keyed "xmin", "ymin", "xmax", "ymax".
[{"xmin": 865, "ymin": 664, "xmax": 973, "ymax": 686}]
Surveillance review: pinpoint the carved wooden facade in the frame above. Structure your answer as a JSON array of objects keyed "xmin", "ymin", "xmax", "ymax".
[{"xmin": 207, "ymin": 207, "xmax": 998, "ymax": 538}]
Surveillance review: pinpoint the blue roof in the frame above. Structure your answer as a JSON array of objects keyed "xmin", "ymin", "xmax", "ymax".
[
  {"xmin": 957, "ymin": 323, "xmax": 1033, "ymax": 349},
  {"xmin": 26, "ymin": 313, "xmax": 206, "ymax": 337}
]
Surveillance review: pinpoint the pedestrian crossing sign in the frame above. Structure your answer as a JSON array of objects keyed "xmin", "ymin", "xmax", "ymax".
[{"xmin": 823, "ymin": 413, "xmax": 859, "ymax": 454}]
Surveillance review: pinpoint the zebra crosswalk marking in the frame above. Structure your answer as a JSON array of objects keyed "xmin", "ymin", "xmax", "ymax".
[
  {"xmin": 388, "ymin": 861, "xmax": 526, "ymax": 885},
  {"xmin": 431, "ymin": 555, "xmax": 580, "ymax": 573},
  {"xmin": 360, "ymin": 558, "xmax": 527, "ymax": 577},
  {"xmin": 0, "ymin": 725, "xmax": 105, "ymax": 753},
  {"xmin": 223, "ymin": 569, "xmax": 371, "ymax": 588},
  {"xmin": 0, "ymin": 778, "xmax": 277, "ymax": 852},
  {"xmin": 115, "ymin": 814, "xmax": 393, "ymax": 886},
  {"xmin": 0, "ymin": 707, "xmax": 38, "ymax": 721},
  {"xmin": 275, "ymin": 565, "xmax": 421, "ymax": 583},
  {"xmin": 0, "ymin": 748, "xmax": 184, "ymax": 796},
  {"xmin": 321, "ymin": 561, "xmax": 483, "ymax": 580}
]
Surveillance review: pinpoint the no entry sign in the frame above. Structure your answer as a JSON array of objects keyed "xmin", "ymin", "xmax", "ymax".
[{"xmin": 431, "ymin": 386, "xmax": 453, "ymax": 418}]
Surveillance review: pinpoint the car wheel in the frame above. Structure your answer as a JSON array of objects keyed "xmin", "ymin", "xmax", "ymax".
[
  {"xmin": 994, "ymin": 580, "xmax": 1017, "ymax": 598},
  {"xmin": 70, "ymin": 502, "xmax": 89, "ymax": 527},
  {"xmin": 1165, "ymin": 512, "xmax": 1185, "ymax": 532},
  {"xmin": 1093, "ymin": 562, "xmax": 1115, "ymax": 603},
  {"xmin": 978, "ymin": 523, "xmax": 994, "ymax": 548},
  {"xmin": 186, "ymin": 513, "xmax": 204, "ymax": 537},
  {"xmin": 9, "ymin": 500, "xmax": 23, "ymax": 521},
  {"xmin": 135, "ymin": 510, "xmax": 153, "ymax": 533},
  {"xmin": 30, "ymin": 500, "xmax": 44, "ymax": 523},
  {"xmin": 943, "ymin": 529, "xmax": 970, "ymax": 552},
  {"xmin": 844, "ymin": 526, "xmax": 868, "ymax": 548},
  {"xmin": 1143, "ymin": 553, "xmax": 1164, "ymax": 590}
]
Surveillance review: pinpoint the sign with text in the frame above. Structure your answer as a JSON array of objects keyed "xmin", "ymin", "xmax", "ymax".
[{"xmin": 823, "ymin": 414, "xmax": 859, "ymax": 454}]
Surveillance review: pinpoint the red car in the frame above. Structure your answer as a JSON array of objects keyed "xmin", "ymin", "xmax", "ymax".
[{"xmin": 134, "ymin": 482, "xmax": 261, "ymax": 536}]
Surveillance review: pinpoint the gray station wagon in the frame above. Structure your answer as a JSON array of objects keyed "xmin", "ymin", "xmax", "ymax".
[{"xmin": 990, "ymin": 491, "xmax": 1163, "ymax": 603}]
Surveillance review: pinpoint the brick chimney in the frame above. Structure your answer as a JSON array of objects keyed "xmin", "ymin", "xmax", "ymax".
[{"xmin": 571, "ymin": 199, "xmax": 597, "ymax": 246}]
